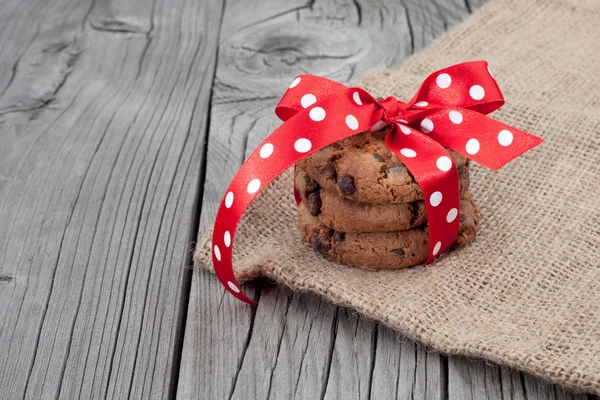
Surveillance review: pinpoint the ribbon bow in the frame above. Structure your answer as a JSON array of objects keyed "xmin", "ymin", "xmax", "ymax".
[{"xmin": 211, "ymin": 61, "xmax": 543, "ymax": 304}]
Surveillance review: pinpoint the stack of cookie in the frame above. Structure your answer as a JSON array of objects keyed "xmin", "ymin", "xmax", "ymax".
[{"xmin": 296, "ymin": 130, "xmax": 480, "ymax": 269}]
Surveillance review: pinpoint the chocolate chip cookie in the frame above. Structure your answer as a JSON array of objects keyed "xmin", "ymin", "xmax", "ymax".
[
  {"xmin": 297, "ymin": 192, "xmax": 480, "ymax": 270},
  {"xmin": 295, "ymin": 166, "xmax": 471, "ymax": 233},
  {"xmin": 296, "ymin": 130, "xmax": 469, "ymax": 204}
]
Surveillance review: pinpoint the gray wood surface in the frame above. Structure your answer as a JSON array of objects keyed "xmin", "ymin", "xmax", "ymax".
[
  {"xmin": 0, "ymin": 0, "xmax": 597, "ymax": 399},
  {"xmin": 0, "ymin": 0, "xmax": 220, "ymax": 398},
  {"xmin": 177, "ymin": 1, "xmax": 595, "ymax": 400}
]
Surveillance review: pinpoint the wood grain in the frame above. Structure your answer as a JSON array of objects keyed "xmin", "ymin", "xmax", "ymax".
[{"xmin": 0, "ymin": 0, "xmax": 221, "ymax": 398}]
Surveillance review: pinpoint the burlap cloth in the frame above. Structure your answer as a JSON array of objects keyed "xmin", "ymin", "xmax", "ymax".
[{"xmin": 196, "ymin": 0, "xmax": 600, "ymax": 393}]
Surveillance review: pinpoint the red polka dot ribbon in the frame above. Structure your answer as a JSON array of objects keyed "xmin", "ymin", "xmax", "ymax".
[{"xmin": 211, "ymin": 61, "xmax": 543, "ymax": 304}]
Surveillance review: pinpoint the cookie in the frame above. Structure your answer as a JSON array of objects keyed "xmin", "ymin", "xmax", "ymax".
[
  {"xmin": 297, "ymin": 192, "xmax": 480, "ymax": 270},
  {"xmin": 296, "ymin": 130, "xmax": 469, "ymax": 204},
  {"xmin": 295, "ymin": 166, "xmax": 471, "ymax": 233}
]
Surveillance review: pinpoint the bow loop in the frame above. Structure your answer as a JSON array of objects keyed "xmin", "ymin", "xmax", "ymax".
[{"xmin": 408, "ymin": 60, "xmax": 505, "ymax": 114}]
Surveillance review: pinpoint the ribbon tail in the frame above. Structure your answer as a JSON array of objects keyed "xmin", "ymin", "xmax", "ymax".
[
  {"xmin": 212, "ymin": 91, "xmax": 377, "ymax": 304},
  {"xmin": 385, "ymin": 123, "xmax": 461, "ymax": 262},
  {"xmin": 423, "ymin": 108, "xmax": 544, "ymax": 170}
]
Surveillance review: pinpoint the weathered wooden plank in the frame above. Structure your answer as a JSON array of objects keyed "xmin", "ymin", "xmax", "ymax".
[
  {"xmin": 176, "ymin": 276, "xmax": 261, "ymax": 400},
  {"xmin": 448, "ymin": 357, "xmax": 594, "ymax": 400},
  {"xmin": 0, "ymin": 0, "xmax": 222, "ymax": 398},
  {"xmin": 0, "ymin": 0, "xmax": 45, "ymax": 112},
  {"xmin": 321, "ymin": 309, "xmax": 376, "ymax": 400},
  {"xmin": 370, "ymin": 327, "xmax": 446, "ymax": 399},
  {"xmin": 448, "ymin": 357, "xmax": 505, "ymax": 400},
  {"xmin": 522, "ymin": 373, "xmax": 589, "ymax": 400},
  {"xmin": 223, "ymin": 286, "xmax": 337, "ymax": 400}
]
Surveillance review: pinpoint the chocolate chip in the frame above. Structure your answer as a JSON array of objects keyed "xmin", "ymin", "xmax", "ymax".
[
  {"xmin": 333, "ymin": 231, "xmax": 345, "ymax": 242},
  {"xmin": 373, "ymin": 154, "xmax": 386, "ymax": 162},
  {"xmin": 307, "ymin": 192, "xmax": 322, "ymax": 216},
  {"xmin": 327, "ymin": 142, "xmax": 342, "ymax": 149},
  {"xmin": 408, "ymin": 202, "xmax": 419, "ymax": 226},
  {"xmin": 323, "ymin": 162, "xmax": 338, "ymax": 182},
  {"xmin": 311, "ymin": 233, "xmax": 331, "ymax": 254},
  {"xmin": 303, "ymin": 174, "xmax": 319, "ymax": 192},
  {"xmin": 392, "ymin": 248, "xmax": 405, "ymax": 258},
  {"xmin": 338, "ymin": 175, "xmax": 356, "ymax": 195}
]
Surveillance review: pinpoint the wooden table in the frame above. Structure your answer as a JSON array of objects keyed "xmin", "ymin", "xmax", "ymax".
[{"xmin": 1, "ymin": 0, "xmax": 597, "ymax": 399}]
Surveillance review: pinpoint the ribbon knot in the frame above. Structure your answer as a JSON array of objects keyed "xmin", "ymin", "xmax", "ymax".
[
  {"xmin": 210, "ymin": 61, "xmax": 543, "ymax": 304},
  {"xmin": 376, "ymin": 96, "xmax": 406, "ymax": 125}
]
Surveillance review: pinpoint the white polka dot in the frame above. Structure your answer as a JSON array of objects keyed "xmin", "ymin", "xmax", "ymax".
[
  {"xmin": 429, "ymin": 191, "xmax": 443, "ymax": 207},
  {"xmin": 436, "ymin": 156, "xmax": 452, "ymax": 172},
  {"xmin": 400, "ymin": 125, "xmax": 411, "ymax": 135},
  {"xmin": 415, "ymin": 101, "xmax": 429, "ymax": 107},
  {"xmin": 227, "ymin": 281, "xmax": 241, "ymax": 293},
  {"xmin": 224, "ymin": 231, "xmax": 231, "ymax": 247},
  {"xmin": 294, "ymin": 138, "xmax": 312, "ymax": 153},
  {"xmin": 353, "ymin": 91, "xmax": 362, "ymax": 105},
  {"xmin": 289, "ymin": 77, "xmax": 301, "ymax": 88},
  {"xmin": 371, "ymin": 120, "xmax": 387, "ymax": 132},
  {"xmin": 436, "ymin": 73, "xmax": 452, "ymax": 89},
  {"xmin": 421, "ymin": 118, "xmax": 434, "ymax": 133},
  {"xmin": 465, "ymin": 138, "xmax": 480, "ymax": 155},
  {"xmin": 400, "ymin": 148, "xmax": 417, "ymax": 158},
  {"xmin": 449, "ymin": 111, "xmax": 463, "ymax": 124},
  {"xmin": 396, "ymin": 119, "xmax": 407, "ymax": 124},
  {"xmin": 487, "ymin": 65, "xmax": 494, "ymax": 79},
  {"xmin": 498, "ymin": 129, "xmax": 513, "ymax": 146},
  {"xmin": 469, "ymin": 85, "xmax": 485, "ymax": 100},
  {"xmin": 225, "ymin": 192, "xmax": 234, "ymax": 208},
  {"xmin": 247, "ymin": 179, "xmax": 261, "ymax": 194},
  {"xmin": 301, "ymin": 94, "xmax": 316, "ymax": 108},
  {"xmin": 214, "ymin": 245, "xmax": 221, "ymax": 261},
  {"xmin": 309, "ymin": 107, "xmax": 326, "ymax": 121},
  {"xmin": 259, "ymin": 143, "xmax": 273, "ymax": 158},
  {"xmin": 446, "ymin": 208, "xmax": 458, "ymax": 223},
  {"xmin": 346, "ymin": 115, "xmax": 359, "ymax": 130},
  {"xmin": 433, "ymin": 241, "xmax": 442, "ymax": 256}
]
